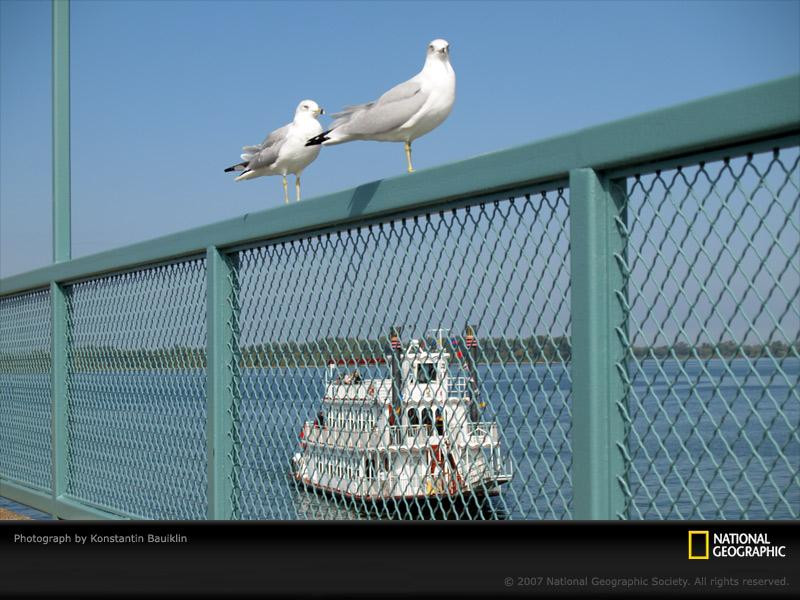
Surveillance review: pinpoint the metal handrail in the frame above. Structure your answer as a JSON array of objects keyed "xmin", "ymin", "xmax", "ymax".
[
  {"xmin": 2, "ymin": 76, "xmax": 797, "ymax": 297},
  {"xmin": 1, "ymin": 74, "xmax": 798, "ymax": 521}
]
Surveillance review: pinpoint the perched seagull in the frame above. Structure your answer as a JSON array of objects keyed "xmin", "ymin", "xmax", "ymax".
[
  {"xmin": 306, "ymin": 39, "xmax": 455, "ymax": 173},
  {"xmin": 225, "ymin": 100, "xmax": 324, "ymax": 203}
]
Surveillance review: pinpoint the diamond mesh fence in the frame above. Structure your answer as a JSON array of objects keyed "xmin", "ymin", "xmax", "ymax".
[
  {"xmin": 621, "ymin": 146, "xmax": 800, "ymax": 519},
  {"xmin": 0, "ymin": 289, "xmax": 52, "ymax": 491},
  {"xmin": 65, "ymin": 260, "xmax": 208, "ymax": 519},
  {"xmin": 1, "ymin": 141, "xmax": 796, "ymax": 522},
  {"xmin": 231, "ymin": 187, "xmax": 573, "ymax": 519}
]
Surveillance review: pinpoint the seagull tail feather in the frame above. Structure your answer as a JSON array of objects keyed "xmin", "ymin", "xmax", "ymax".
[
  {"xmin": 305, "ymin": 130, "xmax": 332, "ymax": 147},
  {"xmin": 224, "ymin": 161, "xmax": 248, "ymax": 173}
]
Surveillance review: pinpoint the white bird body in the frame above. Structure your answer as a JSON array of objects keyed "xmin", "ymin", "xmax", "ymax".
[
  {"xmin": 225, "ymin": 100, "xmax": 324, "ymax": 202},
  {"xmin": 306, "ymin": 39, "xmax": 455, "ymax": 172},
  {"xmin": 234, "ymin": 116, "xmax": 322, "ymax": 181},
  {"xmin": 397, "ymin": 59, "xmax": 456, "ymax": 141}
]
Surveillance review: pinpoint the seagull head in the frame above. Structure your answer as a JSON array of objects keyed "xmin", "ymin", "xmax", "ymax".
[
  {"xmin": 296, "ymin": 100, "xmax": 324, "ymax": 119},
  {"xmin": 426, "ymin": 39, "xmax": 450, "ymax": 60}
]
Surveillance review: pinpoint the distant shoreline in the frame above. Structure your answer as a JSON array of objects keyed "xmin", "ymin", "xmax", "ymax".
[
  {"xmin": 2, "ymin": 340, "xmax": 797, "ymax": 372},
  {"xmin": 5, "ymin": 354, "xmax": 797, "ymax": 375}
]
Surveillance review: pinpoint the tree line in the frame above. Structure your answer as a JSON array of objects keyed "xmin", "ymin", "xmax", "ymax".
[{"xmin": 1, "ymin": 338, "xmax": 797, "ymax": 371}]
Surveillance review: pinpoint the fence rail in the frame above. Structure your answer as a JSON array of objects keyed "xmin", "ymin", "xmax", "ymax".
[{"xmin": 1, "ymin": 75, "xmax": 798, "ymax": 520}]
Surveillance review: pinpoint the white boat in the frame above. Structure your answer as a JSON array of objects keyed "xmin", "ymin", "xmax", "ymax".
[{"xmin": 291, "ymin": 331, "xmax": 513, "ymax": 506}]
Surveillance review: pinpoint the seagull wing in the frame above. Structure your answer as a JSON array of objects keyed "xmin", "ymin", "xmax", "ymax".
[
  {"xmin": 240, "ymin": 123, "xmax": 291, "ymax": 169},
  {"xmin": 259, "ymin": 123, "xmax": 291, "ymax": 148},
  {"xmin": 243, "ymin": 141, "xmax": 283, "ymax": 171},
  {"xmin": 376, "ymin": 79, "xmax": 422, "ymax": 105},
  {"xmin": 332, "ymin": 80, "xmax": 426, "ymax": 137}
]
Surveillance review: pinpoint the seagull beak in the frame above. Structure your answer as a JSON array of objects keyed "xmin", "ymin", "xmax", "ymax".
[{"xmin": 319, "ymin": 108, "xmax": 325, "ymax": 115}]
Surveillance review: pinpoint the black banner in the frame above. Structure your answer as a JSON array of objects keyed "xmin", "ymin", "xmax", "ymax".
[{"xmin": 1, "ymin": 521, "xmax": 797, "ymax": 597}]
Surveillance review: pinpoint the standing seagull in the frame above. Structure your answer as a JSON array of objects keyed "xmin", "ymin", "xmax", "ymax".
[
  {"xmin": 306, "ymin": 39, "xmax": 455, "ymax": 173},
  {"xmin": 225, "ymin": 100, "xmax": 324, "ymax": 203}
]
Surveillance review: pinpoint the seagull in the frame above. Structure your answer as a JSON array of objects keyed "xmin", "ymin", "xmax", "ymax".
[
  {"xmin": 306, "ymin": 39, "xmax": 455, "ymax": 173},
  {"xmin": 225, "ymin": 100, "xmax": 324, "ymax": 203}
]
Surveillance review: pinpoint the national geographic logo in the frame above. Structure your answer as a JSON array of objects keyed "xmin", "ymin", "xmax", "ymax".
[
  {"xmin": 689, "ymin": 530, "xmax": 788, "ymax": 559},
  {"xmin": 688, "ymin": 531, "xmax": 710, "ymax": 560}
]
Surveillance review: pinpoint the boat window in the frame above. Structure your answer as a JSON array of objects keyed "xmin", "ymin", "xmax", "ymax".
[
  {"xmin": 417, "ymin": 362, "xmax": 437, "ymax": 384},
  {"xmin": 435, "ymin": 408, "xmax": 444, "ymax": 435},
  {"xmin": 365, "ymin": 455, "xmax": 376, "ymax": 479},
  {"xmin": 422, "ymin": 408, "xmax": 433, "ymax": 434},
  {"xmin": 407, "ymin": 408, "xmax": 419, "ymax": 426}
]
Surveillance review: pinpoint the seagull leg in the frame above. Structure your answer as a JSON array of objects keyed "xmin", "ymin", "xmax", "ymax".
[
  {"xmin": 404, "ymin": 141, "xmax": 414, "ymax": 173},
  {"xmin": 282, "ymin": 175, "xmax": 289, "ymax": 204},
  {"xmin": 295, "ymin": 175, "xmax": 301, "ymax": 202}
]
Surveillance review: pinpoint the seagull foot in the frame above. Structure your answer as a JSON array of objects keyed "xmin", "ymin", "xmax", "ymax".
[{"xmin": 404, "ymin": 142, "xmax": 414, "ymax": 174}]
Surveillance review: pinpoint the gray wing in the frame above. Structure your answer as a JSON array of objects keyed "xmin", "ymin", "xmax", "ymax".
[
  {"xmin": 259, "ymin": 123, "xmax": 291, "ymax": 148},
  {"xmin": 333, "ymin": 80, "xmax": 426, "ymax": 136},
  {"xmin": 241, "ymin": 123, "xmax": 290, "ymax": 155},
  {"xmin": 243, "ymin": 143, "xmax": 282, "ymax": 171},
  {"xmin": 376, "ymin": 80, "xmax": 422, "ymax": 105},
  {"xmin": 240, "ymin": 123, "xmax": 290, "ymax": 169}
]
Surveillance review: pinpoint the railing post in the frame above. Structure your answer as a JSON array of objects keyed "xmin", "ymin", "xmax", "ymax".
[
  {"xmin": 569, "ymin": 168, "xmax": 628, "ymax": 519},
  {"xmin": 206, "ymin": 247, "xmax": 237, "ymax": 519},
  {"xmin": 50, "ymin": 282, "xmax": 68, "ymax": 517},
  {"xmin": 52, "ymin": 0, "xmax": 70, "ymax": 263}
]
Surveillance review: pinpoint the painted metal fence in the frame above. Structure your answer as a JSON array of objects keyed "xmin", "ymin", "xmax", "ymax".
[{"xmin": 1, "ymin": 75, "xmax": 798, "ymax": 520}]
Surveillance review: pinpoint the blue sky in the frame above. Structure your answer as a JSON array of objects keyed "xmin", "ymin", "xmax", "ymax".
[{"xmin": 1, "ymin": 0, "xmax": 799, "ymax": 278}]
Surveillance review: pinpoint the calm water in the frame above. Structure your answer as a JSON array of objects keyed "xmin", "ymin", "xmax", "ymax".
[
  {"xmin": 9, "ymin": 357, "xmax": 796, "ymax": 520},
  {"xmin": 234, "ymin": 357, "xmax": 799, "ymax": 520}
]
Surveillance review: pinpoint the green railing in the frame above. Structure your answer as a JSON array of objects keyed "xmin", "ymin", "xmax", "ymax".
[{"xmin": 1, "ymin": 74, "xmax": 798, "ymax": 520}]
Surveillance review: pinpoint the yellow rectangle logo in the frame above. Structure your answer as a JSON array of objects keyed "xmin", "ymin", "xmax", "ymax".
[{"xmin": 689, "ymin": 530, "xmax": 709, "ymax": 559}]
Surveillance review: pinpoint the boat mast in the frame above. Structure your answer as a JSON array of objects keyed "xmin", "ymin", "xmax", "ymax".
[
  {"xmin": 428, "ymin": 328, "xmax": 449, "ymax": 351},
  {"xmin": 389, "ymin": 326, "xmax": 403, "ymax": 420},
  {"xmin": 465, "ymin": 324, "xmax": 480, "ymax": 422}
]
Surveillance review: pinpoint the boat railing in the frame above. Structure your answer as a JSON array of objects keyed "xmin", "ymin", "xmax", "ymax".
[
  {"xmin": 487, "ymin": 448, "xmax": 513, "ymax": 481},
  {"xmin": 325, "ymin": 379, "xmax": 391, "ymax": 400},
  {"xmin": 467, "ymin": 421, "xmax": 499, "ymax": 443},
  {"xmin": 448, "ymin": 377, "xmax": 469, "ymax": 396},
  {"xmin": 302, "ymin": 424, "xmax": 385, "ymax": 448},
  {"xmin": 386, "ymin": 424, "xmax": 439, "ymax": 445},
  {"xmin": 463, "ymin": 448, "xmax": 513, "ymax": 485},
  {"xmin": 380, "ymin": 422, "xmax": 502, "ymax": 446}
]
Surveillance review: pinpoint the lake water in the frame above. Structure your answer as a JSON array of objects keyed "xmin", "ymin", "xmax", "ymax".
[
  {"xmin": 233, "ymin": 357, "xmax": 799, "ymax": 520},
  {"xmin": 6, "ymin": 357, "xmax": 796, "ymax": 520}
]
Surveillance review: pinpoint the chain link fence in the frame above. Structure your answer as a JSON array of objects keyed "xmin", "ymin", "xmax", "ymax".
[
  {"xmin": 0, "ymin": 289, "xmax": 51, "ymax": 491},
  {"xmin": 621, "ymin": 146, "xmax": 799, "ymax": 519},
  {"xmin": 232, "ymin": 187, "xmax": 572, "ymax": 519},
  {"xmin": 65, "ymin": 261, "xmax": 208, "ymax": 518},
  {"xmin": 0, "ymin": 81, "xmax": 797, "ymax": 520}
]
